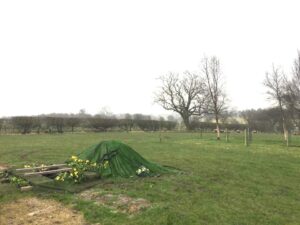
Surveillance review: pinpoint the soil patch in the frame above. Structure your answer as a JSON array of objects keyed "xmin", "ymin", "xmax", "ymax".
[
  {"xmin": 0, "ymin": 164, "xmax": 9, "ymax": 171},
  {"xmin": 0, "ymin": 197, "xmax": 88, "ymax": 225},
  {"xmin": 78, "ymin": 189, "xmax": 151, "ymax": 214}
]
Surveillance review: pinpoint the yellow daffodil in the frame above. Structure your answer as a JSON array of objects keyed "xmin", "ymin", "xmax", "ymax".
[{"xmin": 104, "ymin": 161, "xmax": 109, "ymax": 168}]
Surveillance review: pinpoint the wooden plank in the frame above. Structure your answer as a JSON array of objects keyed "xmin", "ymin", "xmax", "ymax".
[
  {"xmin": 23, "ymin": 168, "xmax": 72, "ymax": 177},
  {"xmin": 20, "ymin": 186, "xmax": 33, "ymax": 192},
  {"xmin": 16, "ymin": 164, "xmax": 67, "ymax": 172}
]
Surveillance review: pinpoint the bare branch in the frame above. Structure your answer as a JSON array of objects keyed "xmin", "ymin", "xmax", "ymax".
[
  {"xmin": 263, "ymin": 64, "xmax": 288, "ymax": 140},
  {"xmin": 201, "ymin": 56, "xmax": 227, "ymax": 139},
  {"xmin": 155, "ymin": 71, "xmax": 206, "ymax": 130}
]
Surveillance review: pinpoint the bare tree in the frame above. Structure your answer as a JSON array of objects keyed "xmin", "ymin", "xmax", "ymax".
[
  {"xmin": 65, "ymin": 117, "xmax": 81, "ymax": 133},
  {"xmin": 202, "ymin": 56, "xmax": 227, "ymax": 140},
  {"xmin": 264, "ymin": 65, "xmax": 288, "ymax": 140},
  {"xmin": 282, "ymin": 51, "xmax": 300, "ymax": 132},
  {"xmin": 122, "ymin": 113, "xmax": 134, "ymax": 132},
  {"xmin": 155, "ymin": 71, "xmax": 206, "ymax": 130},
  {"xmin": 0, "ymin": 119, "xmax": 3, "ymax": 134},
  {"xmin": 240, "ymin": 109, "xmax": 257, "ymax": 129},
  {"xmin": 286, "ymin": 51, "xmax": 300, "ymax": 110},
  {"xmin": 11, "ymin": 116, "xmax": 35, "ymax": 134}
]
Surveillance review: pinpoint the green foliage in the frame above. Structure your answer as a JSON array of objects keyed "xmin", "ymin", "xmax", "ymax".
[{"xmin": 9, "ymin": 176, "xmax": 29, "ymax": 187}]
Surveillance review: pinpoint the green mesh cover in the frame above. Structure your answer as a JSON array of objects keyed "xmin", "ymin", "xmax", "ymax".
[
  {"xmin": 9, "ymin": 141, "xmax": 176, "ymax": 193},
  {"xmin": 77, "ymin": 140, "xmax": 171, "ymax": 177}
]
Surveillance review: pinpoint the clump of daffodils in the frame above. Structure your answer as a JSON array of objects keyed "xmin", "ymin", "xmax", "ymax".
[
  {"xmin": 55, "ymin": 155, "xmax": 110, "ymax": 183},
  {"xmin": 136, "ymin": 165, "xmax": 150, "ymax": 177}
]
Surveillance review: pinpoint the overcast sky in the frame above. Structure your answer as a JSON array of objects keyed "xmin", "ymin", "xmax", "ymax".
[{"xmin": 0, "ymin": 0, "xmax": 300, "ymax": 117}]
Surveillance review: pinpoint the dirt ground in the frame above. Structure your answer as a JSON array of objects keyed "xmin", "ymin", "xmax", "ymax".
[
  {"xmin": 0, "ymin": 197, "xmax": 88, "ymax": 225},
  {"xmin": 0, "ymin": 164, "xmax": 8, "ymax": 171},
  {"xmin": 78, "ymin": 189, "xmax": 151, "ymax": 214}
]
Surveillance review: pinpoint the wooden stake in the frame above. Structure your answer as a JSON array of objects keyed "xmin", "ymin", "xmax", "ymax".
[
  {"xmin": 225, "ymin": 128, "xmax": 229, "ymax": 142},
  {"xmin": 159, "ymin": 131, "xmax": 162, "ymax": 143},
  {"xmin": 248, "ymin": 128, "xmax": 252, "ymax": 142},
  {"xmin": 244, "ymin": 129, "xmax": 249, "ymax": 147},
  {"xmin": 287, "ymin": 131, "xmax": 291, "ymax": 147}
]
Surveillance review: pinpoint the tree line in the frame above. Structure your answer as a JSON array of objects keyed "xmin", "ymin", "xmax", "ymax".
[
  {"xmin": 0, "ymin": 108, "xmax": 292, "ymax": 134},
  {"xmin": 240, "ymin": 107, "xmax": 293, "ymax": 133},
  {"xmin": 0, "ymin": 113, "xmax": 177, "ymax": 134}
]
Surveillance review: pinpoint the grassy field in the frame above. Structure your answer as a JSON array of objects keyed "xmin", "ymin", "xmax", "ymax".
[{"xmin": 0, "ymin": 132, "xmax": 300, "ymax": 225}]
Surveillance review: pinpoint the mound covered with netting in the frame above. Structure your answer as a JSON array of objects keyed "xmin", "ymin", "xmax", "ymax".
[
  {"xmin": 77, "ymin": 140, "xmax": 173, "ymax": 177},
  {"xmin": 6, "ymin": 140, "xmax": 176, "ymax": 193}
]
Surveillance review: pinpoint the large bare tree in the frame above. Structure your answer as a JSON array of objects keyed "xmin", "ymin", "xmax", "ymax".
[
  {"xmin": 286, "ymin": 51, "xmax": 300, "ymax": 110},
  {"xmin": 155, "ymin": 71, "xmax": 206, "ymax": 130},
  {"xmin": 264, "ymin": 65, "xmax": 288, "ymax": 140},
  {"xmin": 202, "ymin": 56, "xmax": 227, "ymax": 140},
  {"xmin": 283, "ymin": 51, "xmax": 300, "ymax": 130}
]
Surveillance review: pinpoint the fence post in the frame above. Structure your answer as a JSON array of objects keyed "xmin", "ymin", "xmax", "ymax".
[
  {"xmin": 286, "ymin": 131, "xmax": 291, "ymax": 147},
  {"xmin": 225, "ymin": 128, "xmax": 229, "ymax": 142},
  {"xmin": 159, "ymin": 130, "xmax": 162, "ymax": 143},
  {"xmin": 248, "ymin": 128, "xmax": 252, "ymax": 142},
  {"xmin": 244, "ymin": 128, "xmax": 249, "ymax": 147}
]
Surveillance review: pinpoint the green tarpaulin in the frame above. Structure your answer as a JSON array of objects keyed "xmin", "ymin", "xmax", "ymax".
[{"xmin": 77, "ymin": 140, "xmax": 172, "ymax": 177}]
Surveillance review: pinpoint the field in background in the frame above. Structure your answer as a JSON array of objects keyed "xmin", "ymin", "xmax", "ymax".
[{"xmin": 0, "ymin": 132, "xmax": 300, "ymax": 225}]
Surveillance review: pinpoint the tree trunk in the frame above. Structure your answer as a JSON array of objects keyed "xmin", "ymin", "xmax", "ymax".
[
  {"xmin": 279, "ymin": 100, "xmax": 288, "ymax": 141},
  {"xmin": 215, "ymin": 116, "xmax": 220, "ymax": 140},
  {"xmin": 182, "ymin": 115, "xmax": 191, "ymax": 131},
  {"xmin": 283, "ymin": 121, "xmax": 288, "ymax": 141}
]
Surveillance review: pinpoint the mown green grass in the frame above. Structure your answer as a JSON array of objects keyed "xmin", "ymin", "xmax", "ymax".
[{"xmin": 0, "ymin": 132, "xmax": 300, "ymax": 225}]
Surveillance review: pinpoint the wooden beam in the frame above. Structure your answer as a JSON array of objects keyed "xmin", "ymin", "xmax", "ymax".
[
  {"xmin": 20, "ymin": 186, "xmax": 33, "ymax": 192},
  {"xmin": 23, "ymin": 168, "xmax": 72, "ymax": 177},
  {"xmin": 16, "ymin": 164, "xmax": 67, "ymax": 172}
]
